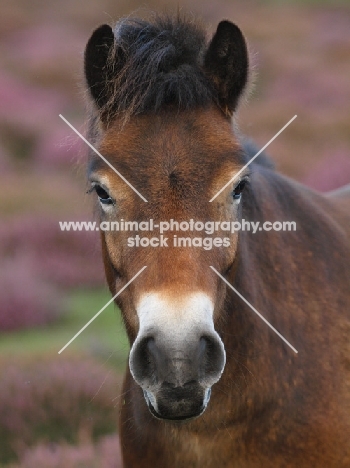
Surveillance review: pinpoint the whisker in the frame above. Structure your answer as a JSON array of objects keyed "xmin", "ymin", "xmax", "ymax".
[{"xmin": 89, "ymin": 370, "xmax": 112, "ymax": 403}]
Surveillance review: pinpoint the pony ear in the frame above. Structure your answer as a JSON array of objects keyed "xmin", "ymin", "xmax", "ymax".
[
  {"xmin": 204, "ymin": 21, "xmax": 249, "ymax": 116},
  {"xmin": 84, "ymin": 24, "xmax": 115, "ymax": 109}
]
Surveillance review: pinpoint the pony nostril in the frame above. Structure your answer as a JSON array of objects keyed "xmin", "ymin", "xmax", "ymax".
[
  {"xmin": 130, "ymin": 336, "xmax": 157, "ymax": 384},
  {"xmin": 198, "ymin": 337, "xmax": 208, "ymax": 371},
  {"xmin": 199, "ymin": 334, "xmax": 226, "ymax": 385},
  {"xmin": 146, "ymin": 337, "xmax": 158, "ymax": 359},
  {"xmin": 199, "ymin": 336, "xmax": 207, "ymax": 355}
]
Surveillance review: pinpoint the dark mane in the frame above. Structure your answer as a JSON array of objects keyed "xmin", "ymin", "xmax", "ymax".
[{"xmin": 103, "ymin": 15, "xmax": 217, "ymax": 121}]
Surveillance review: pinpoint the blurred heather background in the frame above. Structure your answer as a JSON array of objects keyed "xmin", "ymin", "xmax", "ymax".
[{"xmin": 0, "ymin": 0, "xmax": 349, "ymax": 466}]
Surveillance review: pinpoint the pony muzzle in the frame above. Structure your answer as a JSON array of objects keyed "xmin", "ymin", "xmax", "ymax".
[{"xmin": 129, "ymin": 331, "xmax": 226, "ymax": 421}]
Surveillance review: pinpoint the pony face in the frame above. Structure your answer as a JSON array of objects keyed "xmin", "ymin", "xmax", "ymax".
[
  {"xmin": 87, "ymin": 108, "xmax": 250, "ymax": 420},
  {"xmin": 84, "ymin": 15, "xmax": 249, "ymax": 421}
]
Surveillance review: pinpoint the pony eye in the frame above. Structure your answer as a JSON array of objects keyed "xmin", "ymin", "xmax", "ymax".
[
  {"xmin": 232, "ymin": 180, "xmax": 247, "ymax": 200},
  {"xmin": 94, "ymin": 185, "xmax": 114, "ymax": 205}
]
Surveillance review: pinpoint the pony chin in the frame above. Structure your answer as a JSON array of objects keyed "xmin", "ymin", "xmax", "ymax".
[{"xmin": 143, "ymin": 387, "xmax": 212, "ymax": 422}]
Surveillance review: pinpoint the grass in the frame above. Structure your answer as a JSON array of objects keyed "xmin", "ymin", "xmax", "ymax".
[{"xmin": 0, "ymin": 288, "xmax": 129, "ymax": 371}]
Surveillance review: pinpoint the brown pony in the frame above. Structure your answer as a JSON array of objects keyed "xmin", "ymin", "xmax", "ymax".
[{"xmin": 83, "ymin": 14, "xmax": 350, "ymax": 467}]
